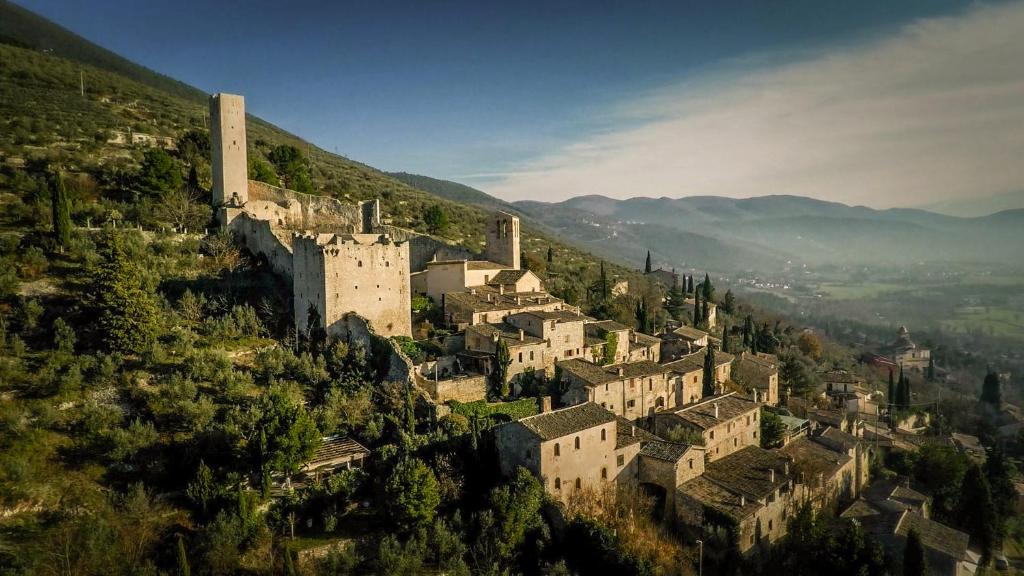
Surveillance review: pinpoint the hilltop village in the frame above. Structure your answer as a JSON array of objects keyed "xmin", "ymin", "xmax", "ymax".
[{"xmin": 206, "ymin": 93, "xmax": 1007, "ymax": 574}]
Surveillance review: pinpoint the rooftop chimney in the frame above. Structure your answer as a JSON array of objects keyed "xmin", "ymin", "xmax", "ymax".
[
  {"xmin": 740, "ymin": 495, "xmax": 746, "ymax": 507},
  {"xmin": 487, "ymin": 293, "xmax": 492, "ymax": 302},
  {"xmin": 499, "ymin": 285, "xmax": 505, "ymax": 294},
  {"xmin": 538, "ymin": 396, "xmax": 552, "ymax": 413},
  {"xmin": 516, "ymin": 296, "xmax": 521, "ymax": 305},
  {"xmin": 631, "ymin": 425, "xmax": 636, "ymax": 437},
  {"xmin": 714, "ymin": 403, "xmax": 719, "ymax": 419},
  {"xmin": 519, "ymin": 329, "xmax": 525, "ymax": 341},
  {"xmin": 618, "ymin": 367, "xmax": 625, "ymax": 377},
  {"xmin": 753, "ymin": 389, "xmax": 759, "ymax": 403},
  {"xmin": 770, "ymin": 468, "xmax": 775, "ymax": 483}
]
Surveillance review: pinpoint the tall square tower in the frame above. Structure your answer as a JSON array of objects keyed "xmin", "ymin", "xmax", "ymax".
[
  {"xmin": 485, "ymin": 211, "xmax": 520, "ymax": 269},
  {"xmin": 210, "ymin": 93, "xmax": 248, "ymax": 207}
]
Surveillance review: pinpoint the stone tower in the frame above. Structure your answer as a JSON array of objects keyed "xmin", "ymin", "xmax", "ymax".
[
  {"xmin": 210, "ymin": 93, "xmax": 248, "ymax": 208},
  {"xmin": 485, "ymin": 211, "xmax": 520, "ymax": 269}
]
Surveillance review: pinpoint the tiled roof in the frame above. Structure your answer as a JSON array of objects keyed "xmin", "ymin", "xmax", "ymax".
[
  {"xmin": 516, "ymin": 402, "xmax": 615, "ymax": 441},
  {"xmin": 702, "ymin": 446, "xmax": 792, "ymax": 500},
  {"xmin": 679, "ymin": 476, "xmax": 762, "ymax": 522},
  {"xmin": 488, "ymin": 269, "xmax": 531, "ymax": 285},
  {"xmin": 896, "ymin": 511, "xmax": 969, "ymax": 560},
  {"xmin": 558, "ymin": 358, "xmax": 669, "ymax": 386},
  {"xmin": 733, "ymin": 353, "xmax": 778, "ymax": 386},
  {"xmin": 671, "ymin": 326, "xmax": 709, "ymax": 341},
  {"xmin": 628, "ymin": 332, "xmax": 661, "ymax": 351},
  {"xmin": 615, "ymin": 416, "xmax": 659, "ymax": 449},
  {"xmin": 586, "ymin": 320, "xmax": 630, "ymax": 333},
  {"xmin": 779, "ymin": 437, "xmax": 851, "ymax": 484},
  {"xmin": 663, "ymin": 355, "xmax": 704, "ymax": 375},
  {"xmin": 467, "ymin": 260, "xmax": 510, "ymax": 270},
  {"xmin": 822, "ymin": 370, "xmax": 867, "ymax": 385},
  {"xmin": 466, "ymin": 322, "xmax": 545, "ymax": 348},
  {"xmin": 670, "ymin": 393, "xmax": 759, "ymax": 430},
  {"xmin": 444, "ymin": 288, "xmax": 564, "ymax": 313},
  {"xmin": 307, "ymin": 436, "xmax": 369, "ymax": 466},
  {"xmin": 514, "ymin": 309, "xmax": 588, "ymax": 323},
  {"xmin": 640, "ymin": 440, "xmax": 692, "ymax": 462},
  {"xmin": 816, "ymin": 427, "xmax": 860, "ymax": 451}
]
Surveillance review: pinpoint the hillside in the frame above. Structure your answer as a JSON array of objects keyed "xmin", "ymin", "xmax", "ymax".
[{"xmin": 0, "ymin": 12, "xmax": 653, "ymax": 298}]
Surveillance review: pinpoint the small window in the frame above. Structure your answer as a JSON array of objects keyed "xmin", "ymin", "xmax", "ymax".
[
  {"xmin": 688, "ymin": 459, "xmax": 693, "ymax": 469},
  {"xmin": 769, "ymin": 520, "xmax": 773, "ymax": 531},
  {"xmin": 601, "ymin": 429, "xmax": 607, "ymax": 441},
  {"xmin": 575, "ymin": 478, "xmax": 581, "ymax": 489},
  {"xmin": 617, "ymin": 454, "xmax": 625, "ymax": 467},
  {"xmin": 518, "ymin": 352, "xmax": 523, "ymax": 363},
  {"xmin": 710, "ymin": 430, "xmax": 715, "ymax": 440},
  {"xmin": 358, "ymin": 260, "xmax": 363, "ymax": 267},
  {"xmin": 734, "ymin": 438, "xmax": 738, "ymax": 447},
  {"xmin": 554, "ymin": 443, "xmax": 560, "ymax": 457},
  {"xmin": 554, "ymin": 477, "xmax": 561, "ymax": 490},
  {"xmin": 627, "ymin": 400, "xmax": 636, "ymax": 408},
  {"xmin": 574, "ymin": 437, "xmax": 580, "ymax": 450},
  {"xmin": 601, "ymin": 467, "xmax": 608, "ymax": 480}
]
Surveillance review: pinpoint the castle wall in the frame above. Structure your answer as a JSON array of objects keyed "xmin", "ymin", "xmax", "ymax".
[
  {"xmin": 210, "ymin": 94, "xmax": 248, "ymax": 207},
  {"xmin": 417, "ymin": 373, "xmax": 488, "ymax": 403},
  {"xmin": 293, "ymin": 234, "xmax": 412, "ymax": 338},
  {"xmin": 227, "ymin": 211, "xmax": 295, "ymax": 279},
  {"xmin": 381, "ymin": 225, "xmax": 474, "ymax": 272}
]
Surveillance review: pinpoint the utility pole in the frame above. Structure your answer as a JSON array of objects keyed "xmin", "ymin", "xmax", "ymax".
[
  {"xmin": 696, "ymin": 539, "xmax": 703, "ymax": 576},
  {"xmin": 79, "ymin": 70, "xmax": 84, "ymax": 97}
]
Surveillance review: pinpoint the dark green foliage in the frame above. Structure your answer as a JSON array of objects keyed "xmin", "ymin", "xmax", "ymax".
[
  {"xmin": 985, "ymin": 445, "xmax": 1016, "ymax": 530},
  {"xmin": 774, "ymin": 504, "xmax": 887, "ymax": 576},
  {"xmin": 703, "ymin": 344, "xmax": 716, "ymax": 397},
  {"xmin": 547, "ymin": 245, "xmax": 553, "ymax": 263},
  {"xmin": 384, "ymin": 457, "xmax": 440, "ymax": 532},
  {"xmin": 248, "ymin": 384, "xmax": 321, "ymax": 483},
  {"xmin": 702, "ymin": 273, "xmax": 714, "ymax": 301},
  {"xmin": 89, "ymin": 233, "xmax": 160, "ymax": 354},
  {"xmin": 52, "ymin": 316, "xmax": 75, "ymax": 353},
  {"xmin": 888, "ymin": 369, "xmax": 895, "ymax": 409},
  {"xmin": 911, "ymin": 444, "xmax": 968, "ymax": 521},
  {"xmin": 665, "ymin": 281, "xmax": 685, "ymax": 321},
  {"xmin": 450, "ymin": 398, "xmax": 539, "ymax": 423},
  {"xmin": 267, "ymin": 144, "xmax": 313, "ymax": 192},
  {"xmin": 137, "ymin": 148, "xmax": 182, "ymax": 196},
  {"xmin": 692, "ymin": 290, "xmax": 701, "ymax": 327},
  {"xmin": 248, "ymin": 157, "xmax": 280, "ymax": 186},
  {"xmin": 602, "ymin": 330, "xmax": 618, "ymax": 366},
  {"xmin": 186, "ymin": 460, "xmax": 215, "ymax": 517},
  {"xmin": 634, "ymin": 297, "xmax": 651, "ymax": 334},
  {"xmin": 903, "ymin": 528, "xmax": 926, "ymax": 576},
  {"xmin": 424, "ymin": 204, "xmax": 449, "ymax": 235},
  {"xmin": 644, "ymin": 250, "xmax": 652, "ymax": 274},
  {"xmin": 722, "ymin": 289, "xmax": 736, "ymax": 314},
  {"xmin": 51, "ymin": 171, "xmax": 72, "ymax": 247},
  {"xmin": 956, "ymin": 463, "xmax": 998, "ymax": 564},
  {"xmin": 780, "ymin": 351, "xmax": 817, "ymax": 398},
  {"xmin": 760, "ymin": 408, "xmax": 786, "ymax": 448},
  {"xmin": 491, "ymin": 339, "xmax": 511, "ymax": 398},
  {"xmin": 980, "ymin": 370, "xmax": 1002, "ymax": 407},
  {"xmin": 176, "ymin": 534, "xmax": 191, "ymax": 576},
  {"xmin": 563, "ymin": 516, "xmax": 653, "ymax": 575}
]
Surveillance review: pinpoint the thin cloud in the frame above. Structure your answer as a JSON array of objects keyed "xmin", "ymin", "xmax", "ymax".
[{"xmin": 483, "ymin": 2, "xmax": 1024, "ymax": 208}]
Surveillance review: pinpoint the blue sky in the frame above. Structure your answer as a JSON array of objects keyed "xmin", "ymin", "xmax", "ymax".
[{"xmin": 17, "ymin": 1, "xmax": 1024, "ymax": 208}]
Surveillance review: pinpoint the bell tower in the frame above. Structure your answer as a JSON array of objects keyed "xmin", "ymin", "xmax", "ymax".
[
  {"xmin": 485, "ymin": 211, "xmax": 520, "ymax": 269},
  {"xmin": 210, "ymin": 93, "xmax": 248, "ymax": 208}
]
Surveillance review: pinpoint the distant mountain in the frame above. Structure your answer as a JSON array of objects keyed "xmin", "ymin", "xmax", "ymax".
[
  {"xmin": 919, "ymin": 190, "xmax": 1024, "ymax": 218},
  {"xmin": 512, "ymin": 194, "xmax": 1024, "ymax": 272}
]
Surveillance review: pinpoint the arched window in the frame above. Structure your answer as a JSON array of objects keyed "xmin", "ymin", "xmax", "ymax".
[
  {"xmin": 601, "ymin": 467, "xmax": 608, "ymax": 480},
  {"xmin": 575, "ymin": 478, "xmax": 582, "ymax": 489},
  {"xmin": 574, "ymin": 437, "xmax": 580, "ymax": 450},
  {"xmin": 554, "ymin": 443, "xmax": 560, "ymax": 457},
  {"xmin": 601, "ymin": 428, "xmax": 607, "ymax": 441},
  {"xmin": 554, "ymin": 477, "xmax": 561, "ymax": 490}
]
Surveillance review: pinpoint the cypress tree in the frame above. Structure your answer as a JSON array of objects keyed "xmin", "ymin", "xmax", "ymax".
[
  {"xmin": 888, "ymin": 369, "xmax": 895, "ymax": 410},
  {"xmin": 692, "ymin": 291, "xmax": 701, "ymax": 327},
  {"xmin": 687, "ymin": 275, "xmax": 694, "ymax": 294},
  {"xmin": 926, "ymin": 356, "xmax": 936, "ymax": 381},
  {"xmin": 703, "ymin": 273, "xmax": 713, "ymax": 301},
  {"xmin": 903, "ymin": 528, "xmax": 927, "ymax": 576},
  {"xmin": 176, "ymin": 534, "xmax": 190, "ymax": 576},
  {"xmin": 51, "ymin": 171, "xmax": 72, "ymax": 248},
  {"xmin": 981, "ymin": 370, "xmax": 1002, "ymax": 407},
  {"xmin": 644, "ymin": 250, "xmax": 652, "ymax": 274},
  {"xmin": 701, "ymin": 297, "xmax": 709, "ymax": 324},
  {"xmin": 957, "ymin": 464, "xmax": 998, "ymax": 565},
  {"xmin": 546, "ymin": 246, "xmax": 553, "ymax": 264},
  {"xmin": 721, "ymin": 322, "xmax": 731, "ymax": 353},
  {"xmin": 703, "ymin": 344, "xmax": 716, "ymax": 397},
  {"xmin": 186, "ymin": 164, "xmax": 200, "ymax": 191}
]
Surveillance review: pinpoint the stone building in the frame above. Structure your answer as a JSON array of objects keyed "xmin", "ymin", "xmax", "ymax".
[
  {"xmin": 659, "ymin": 325, "xmax": 710, "ymax": 361},
  {"xmin": 584, "ymin": 320, "xmax": 632, "ymax": 364},
  {"xmin": 210, "ymin": 93, "xmax": 413, "ymax": 338},
  {"xmin": 443, "ymin": 287, "xmax": 570, "ymax": 329},
  {"xmin": 652, "ymin": 393, "xmax": 761, "ymax": 462},
  {"xmin": 683, "ymin": 298, "xmax": 717, "ymax": 328},
  {"xmin": 559, "ymin": 359, "xmax": 676, "ymax": 419},
  {"xmin": 664, "ymin": 354, "xmax": 706, "ymax": 406},
  {"xmin": 638, "ymin": 441, "xmax": 706, "ymax": 514},
  {"xmin": 732, "ymin": 352, "xmax": 780, "ymax": 406},
  {"xmin": 676, "ymin": 446, "xmax": 795, "ymax": 553},
  {"xmin": 494, "ymin": 402, "xmax": 648, "ymax": 502},
  {"xmin": 884, "ymin": 326, "xmax": 931, "ymax": 371}
]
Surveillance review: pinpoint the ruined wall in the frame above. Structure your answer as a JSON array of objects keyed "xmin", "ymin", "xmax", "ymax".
[
  {"xmin": 248, "ymin": 181, "xmax": 374, "ymax": 232},
  {"xmin": 227, "ymin": 211, "xmax": 295, "ymax": 279},
  {"xmin": 380, "ymin": 225, "xmax": 473, "ymax": 272},
  {"xmin": 293, "ymin": 233, "xmax": 412, "ymax": 338},
  {"xmin": 417, "ymin": 373, "xmax": 488, "ymax": 403}
]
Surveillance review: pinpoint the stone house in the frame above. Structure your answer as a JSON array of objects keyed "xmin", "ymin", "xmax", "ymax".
[
  {"xmin": 494, "ymin": 402, "xmax": 648, "ymax": 502},
  {"xmin": 676, "ymin": 446, "xmax": 796, "ymax": 553},
  {"xmin": 884, "ymin": 326, "xmax": 931, "ymax": 371},
  {"xmin": 506, "ymin": 311, "xmax": 590, "ymax": 365},
  {"xmin": 584, "ymin": 320, "xmax": 632, "ymax": 364},
  {"xmin": 443, "ymin": 287, "xmax": 569, "ymax": 329},
  {"xmin": 638, "ymin": 441, "xmax": 706, "ymax": 514},
  {"xmin": 297, "ymin": 436, "xmax": 370, "ymax": 484},
  {"xmin": 652, "ymin": 393, "xmax": 761, "ymax": 462},
  {"xmin": 626, "ymin": 331, "xmax": 661, "ymax": 363},
  {"xmin": 659, "ymin": 325, "xmax": 710, "ymax": 361},
  {"xmin": 664, "ymin": 354, "xmax": 705, "ymax": 406},
  {"xmin": 683, "ymin": 298, "xmax": 717, "ymax": 328},
  {"xmin": 464, "ymin": 322, "xmax": 549, "ymax": 380},
  {"xmin": 780, "ymin": 436, "xmax": 856, "ymax": 511},
  {"xmin": 732, "ymin": 352, "xmax": 780, "ymax": 406},
  {"xmin": 559, "ymin": 359, "xmax": 676, "ymax": 419}
]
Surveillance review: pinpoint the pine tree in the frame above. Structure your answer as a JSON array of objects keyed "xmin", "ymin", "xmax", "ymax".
[
  {"xmin": 546, "ymin": 246, "xmax": 553, "ymax": 264},
  {"xmin": 692, "ymin": 291, "xmax": 701, "ymax": 327},
  {"xmin": 666, "ymin": 282, "xmax": 685, "ymax": 321},
  {"xmin": 703, "ymin": 273, "xmax": 713, "ymax": 301},
  {"xmin": 644, "ymin": 250, "xmax": 652, "ymax": 274},
  {"xmin": 703, "ymin": 344, "xmax": 717, "ymax": 397},
  {"xmin": 957, "ymin": 464, "xmax": 998, "ymax": 564},
  {"xmin": 176, "ymin": 534, "xmax": 190, "ymax": 576},
  {"xmin": 51, "ymin": 171, "xmax": 72, "ymax": 248},
  {"xmin": 90, "ymin": 233, "xmax": 160, "ymax": 354},
  {"xmin": 903, "ymin": 528, "xmax": 927, "ymax": 576}
]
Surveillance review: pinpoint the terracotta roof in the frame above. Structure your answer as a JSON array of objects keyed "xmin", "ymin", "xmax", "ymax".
[
  {"xmin": 467, "ymin": 260, "xmax": 510, "ymax": 270},
  {"xmin": 671, "ymin": 326, "xmax": 709, "ymax": 341},
  {"xmin": 616, "ymin": 416, "xmax": 659, "ymax": 449},
  {"xmin": 663, "ymin": 355, "xmax": 704, "ymax": 375},
  {"xmin": 640, "ymin": 440, "xmax": 692, "ymax": 462},
  {"xmin": 896, "ymin": 511, "xmax": 969, "ymax": 560},
  {"xmin": 558, "ymin": 358, "xmax": 669, "ymax": 386},
  {"xmin": 628, "ymin": 332, "xmax": 661, "ymax": 350},
  {"xmin": 466, "ymin": 322, "xmax": 545, "ymax": 348},
  {"xmin": 488, "ymin": 269, "xmax": 532, "ymax": 285},
  {"xmin": 513, "ymin": 309, "xmax": 588, "ymax": 323},
  {"xmin": 306, "ymin": 436, "xmax": 369, "ymax": 467},
  {"xmin": 816, "ymin": 427, "xmax": 860, "ymax": 452},
  {"xmin": 779, "ymin": 437, "xmax": 851, "ymax": 484},
  {"xmin": 515, "ymin": 402, "xmax": 615, "ymax": 441},
  {"xmin": 669, "ymin": 393, "xmax": 759, "ymax": 430},
  {"xmin": 733, "ymin": 353, "xmax": 778, "ymax": 386}
]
